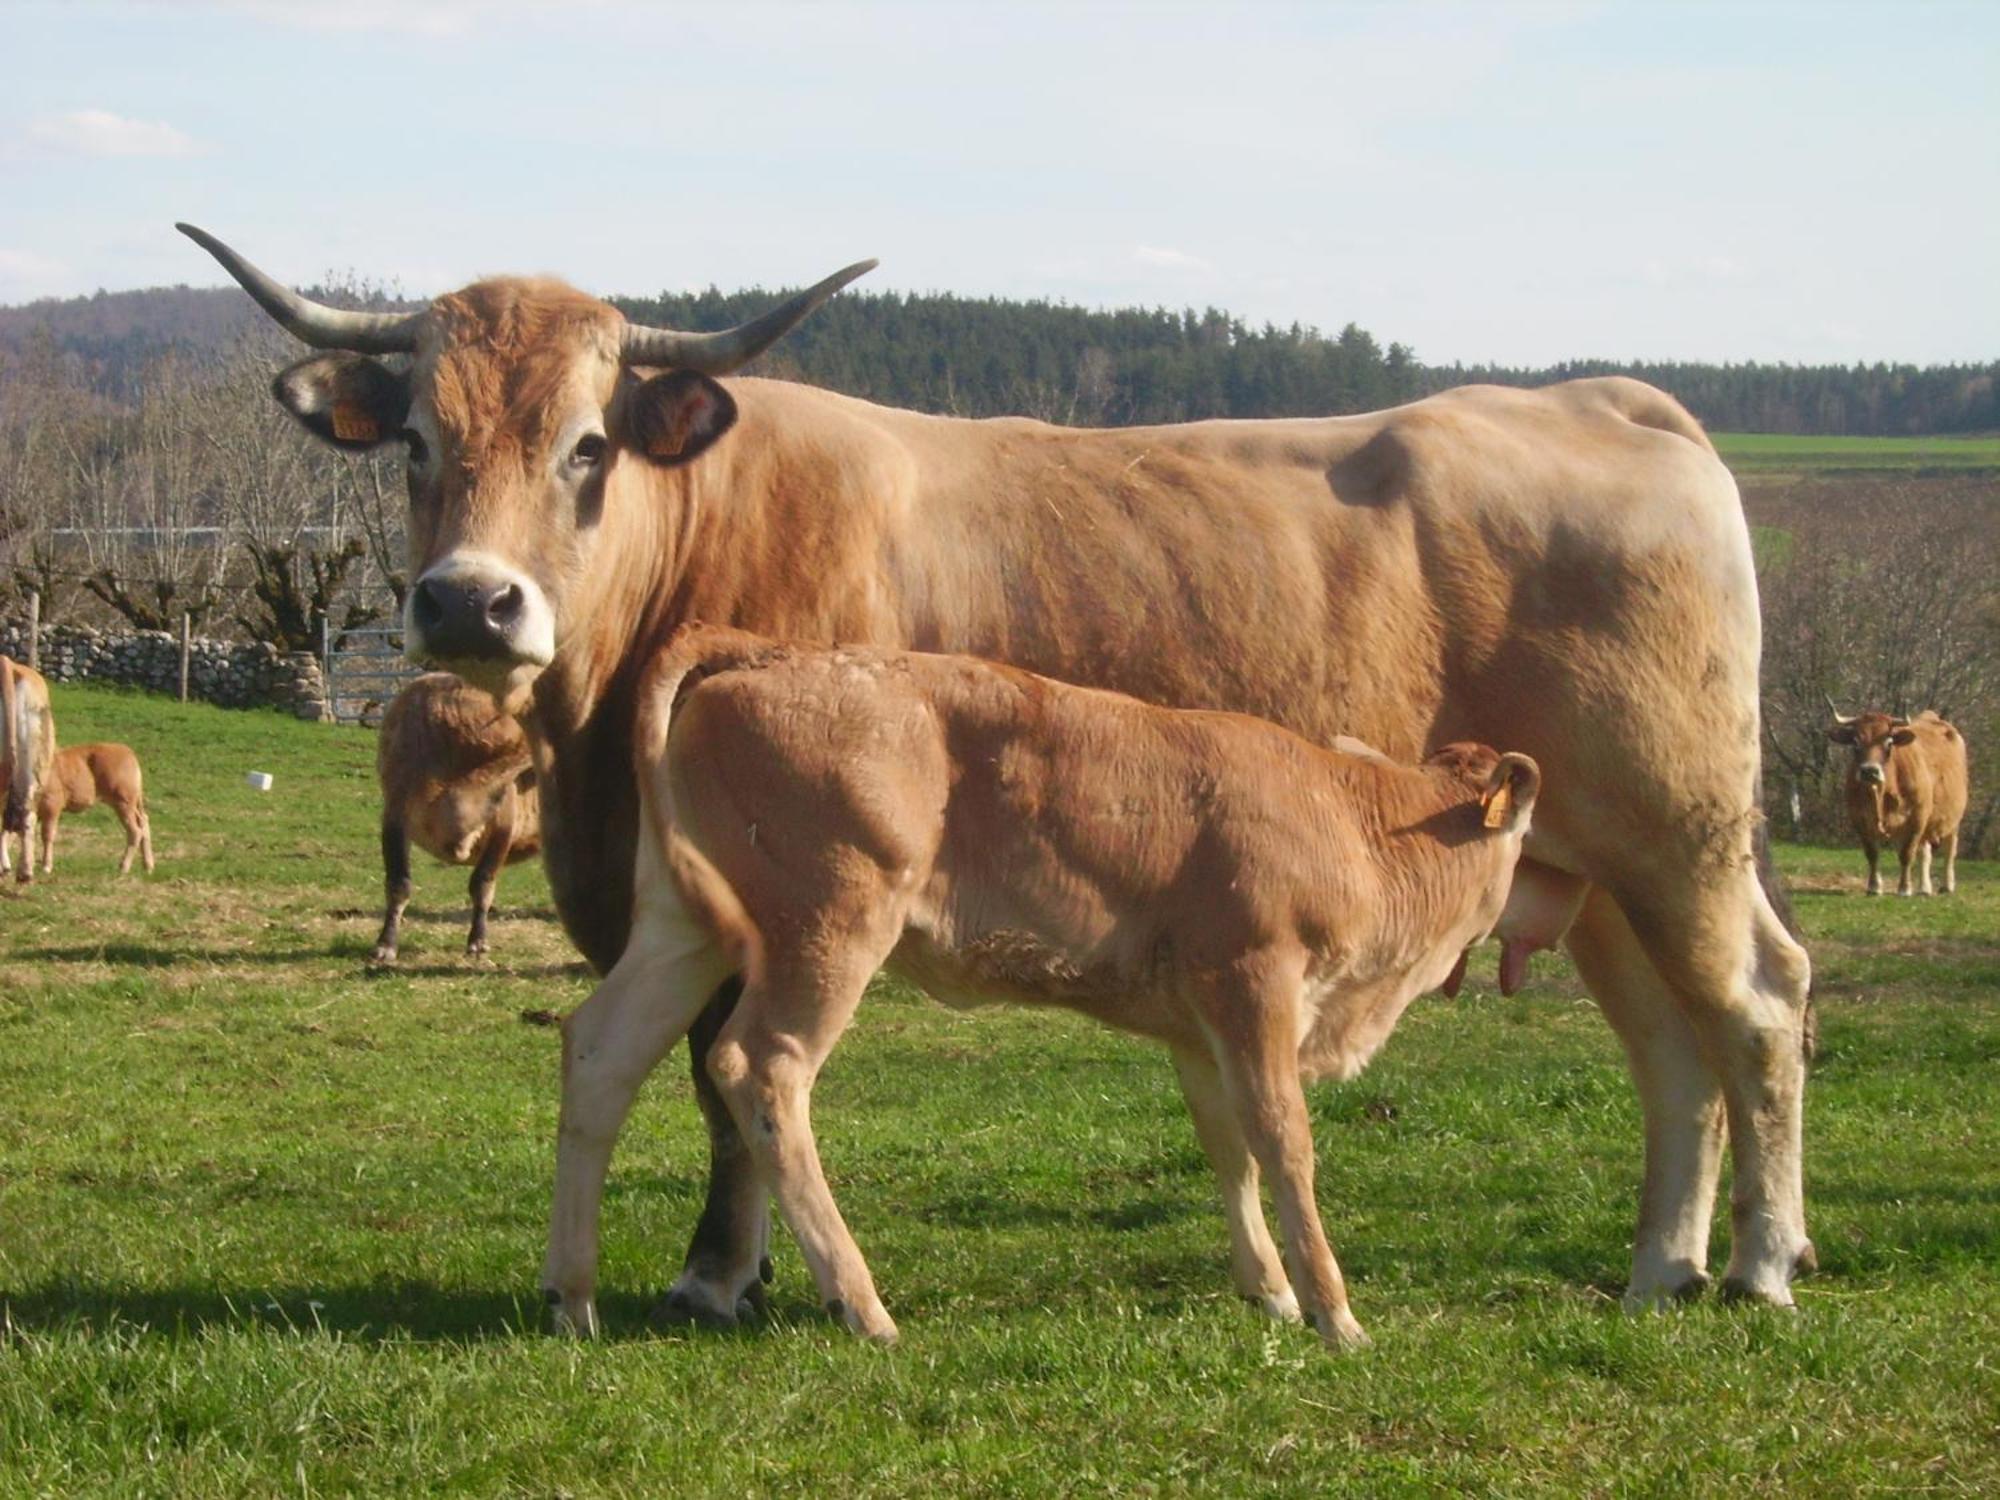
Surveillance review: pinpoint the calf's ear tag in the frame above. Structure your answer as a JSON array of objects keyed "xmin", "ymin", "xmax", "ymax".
[
  {"xmin": 1481, "ymin": 782, "xmax": 1514, "ymax": 829},
  {"xmin": 331, "ymin": 402, "xmax": 380, "ymax": 444}
]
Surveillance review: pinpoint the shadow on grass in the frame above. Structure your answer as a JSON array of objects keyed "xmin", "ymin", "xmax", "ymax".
[
  {"xmin": 19, "ymin": 940, "xmax": 589, "ymax": 983},
  {"xmin": 0, "ymin": 1279, "xmax": 712, "ymax": 1345}
]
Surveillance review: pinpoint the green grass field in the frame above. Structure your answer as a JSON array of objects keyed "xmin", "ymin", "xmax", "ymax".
[
  {"xmin": 1713, "ymin": 430, "xmax": 2000, "ymax": 473},
  {"xmin": 4, "ymin": 684, "xmax": 1997, "ymax": 1496}
]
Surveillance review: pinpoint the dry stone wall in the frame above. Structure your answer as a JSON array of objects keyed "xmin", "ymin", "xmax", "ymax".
[{"xmin": 0, "ymin": 622, "xmax": 329, "ymax": 721}]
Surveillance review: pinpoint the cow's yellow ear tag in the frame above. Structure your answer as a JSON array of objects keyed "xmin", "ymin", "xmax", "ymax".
[
  {"xmin": 1481, "ymin": 782, "xmax": 1513, "ymax": 829},
  {"xmin": 331, "ymin": 402, "xmax": 380, "ymax": 444}
]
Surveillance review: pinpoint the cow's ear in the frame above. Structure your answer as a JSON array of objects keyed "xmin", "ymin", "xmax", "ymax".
[
  {"xmin": 1889, "ymin": 727, "xmax": 1918, "ymax": 746},
  {"xmin": 1825, "ymin": 723, "xmax": 1858, "ymax": 745},
  {"xmin": 624, "ymin": 371, "xmax": 738, "ymax": 468},
  {"xmin": 273, "ymin": 353, "xmax": 410, "ymax": 450}
]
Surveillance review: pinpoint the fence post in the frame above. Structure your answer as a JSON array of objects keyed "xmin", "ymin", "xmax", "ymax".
[
  {"xmin": 26, "ymin": 589, "xmax": 39, "ymax": 670},
  {"xmin": 320, "ymin": 615, "xmax": 334, "ymax": 720},
  {"xmin": 179, "ymin": 613, "xmax": 192, "ymax": 703}
]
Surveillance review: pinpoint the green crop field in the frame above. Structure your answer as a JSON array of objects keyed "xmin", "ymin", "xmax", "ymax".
[
  {"xmin": 4, "ymin": 684, "xmax": 1998, "ymax": 1496},
  {"xmin": 1713, "ymin": 430, "xmax": 2000, "ymax": 473}
]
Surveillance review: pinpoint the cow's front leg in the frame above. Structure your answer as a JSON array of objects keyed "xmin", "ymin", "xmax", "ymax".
[
  {"xmin": 1941, "ymin": 832, "xmax": 1959, "ymax": 895},
  {"xmin": 656, "ymin": 979, "xmax": 774, "ymax": 1328},
  {"xmin": 1896, "ymin": 837, "xmax": 1916, "ymax": 897},
  {"xmin": 1916, "ymin": 840, "xmax": 1935, "ymax": 897},
  {"xmin": 1862, "ymin": 841, "xmax": 1883, "ymax": 896},
  {"xmin": 542, "ymin": 873, "xmax": 733, "ymax": 1336},
  {"xmin": 371, "ymin": 819, "xmax": 413, "ymax": 963}
]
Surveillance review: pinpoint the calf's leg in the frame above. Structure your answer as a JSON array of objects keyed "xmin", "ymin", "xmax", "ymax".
[
  {"xmin": 1200, "ymin": 954, "xmax": 1368, "ymax": 1350},
  {"xmin": 706, "ymin": 942, "xmax": 898, "ymax": 1344},
  {"xmin": 38, "ymin": 807, "xmax": 59, "ymax": 875},
  {"xmin": 116, "ymin": 800, "xmax": 145, "ymax": 875},
  {"xmin": 541, "ymin": 860, "xmax": 736, "ymax": 1336},
  {"xmin": 371, "ymin": 818, "xmax": 414, "ymax": 963},
  {"xmin": 465, "ymin": 818, "xmax": 514, "ymax": 956},
  {"xmin": 1171, "ymin": 1047, "xmax": 1299, "ymax": 1322}
]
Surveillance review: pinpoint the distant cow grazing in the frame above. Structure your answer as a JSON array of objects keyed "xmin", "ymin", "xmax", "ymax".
[
  {"xmin": 1828, "ymin": 707, "xmax": 1968, "ymax": 896},
  {"xmin": 539, "ymin": 628, "xmax": 1547, "ymax": 1348},
  {"xmin": 374, "ymin": 673, "xmax": 541, "ymax": 961},
  {"xmin": 32, "ymin": 743, "xmax": 154, "ymax": 876},
  {"xmin": 1, "ymin": 654, "xmax": 57, "ymax": 883}
]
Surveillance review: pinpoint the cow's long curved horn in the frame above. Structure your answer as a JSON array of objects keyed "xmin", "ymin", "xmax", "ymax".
[
  {"xmin": 1824, "ymin": 694, "xmax": 1857, "ymax": 726},
  {"xmin": 620, "ymin": 258, "xmax": 877, "ymax": 372},
  {"xmin": 176, "ymin": 223, "xmax": 423, "ymax": 354}
]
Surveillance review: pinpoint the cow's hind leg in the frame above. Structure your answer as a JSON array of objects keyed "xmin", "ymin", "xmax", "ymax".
[
  {"xmin": 465, "ymin": 818, "xmax": 515, "ymax": 956},
  {"xmin": 1941, "ymin": 832, "xmax": 1959, "ymax": 895},
  {"xmin": 138, "ymin": 801, "xmax": 154, "ymax": 874},
  {"xmin": 116, "ymin": 802, "xmax": 145, "ymax": 875},
  {"xmin": 1916, "ymin": 839, "xmax": 1935, "ymax": 897},
  {"xmin": 1199, "ymin": 951, "xmax": 1367, "ymax": 1350},
  {"xmin": 1615, "ymin": 869, "xmax": 1814, "ymax": 1306},
  {"xmin": 1171, "ymin": 1047, "xmax": 1299, "ymax": 1322},
  {"xmin": 541, "ymin": 862, "xmax": 736, "ymax": 1337},
  {"xmin": 371, "ymin": 818, "xmax": 413, "ymax": 963},
  {"xmin": 706, "ymin": 939, "xmax": 899, "ymax": 1343},
  {"xmin": 38, "ymin": 807, "xmax": 58, "ymax": 875},
  {"xmin": 1567, "ymin": 891, "xmax": 1725, "ymax": 1305},
  {"xmin": 655, "ymin": 979, "xmax": 774, "ymax": 1329}
]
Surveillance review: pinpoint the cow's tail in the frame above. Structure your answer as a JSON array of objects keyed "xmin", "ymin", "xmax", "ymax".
[
  {"xmin": 632, "ymin": 625, "xmax": 786, "ymax": 986},
  {"xmin": 1, "ymin": 656, "xmax": 25, "ymax": 834}
]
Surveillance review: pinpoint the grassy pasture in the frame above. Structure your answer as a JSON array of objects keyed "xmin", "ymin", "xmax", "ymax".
[
  {"xmin": 1713, "ymin": 430, "xmax": 2000, "ymax": 474},
  {"xmin": 3, "ymin": 684, "xmax": 1998, "ymax": 1496}
]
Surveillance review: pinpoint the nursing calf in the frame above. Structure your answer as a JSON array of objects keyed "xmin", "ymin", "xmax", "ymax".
[
  {"xmin": 542, "ymin": 628, "xmax": 1543, "ymax": 1348},
  {"xmin": 31, "ymin": 743, "xmax": 154, "ymax": 875},
  {"xmin": 373, "ymin": 674, "xmax": 541, "ymax": 961}
]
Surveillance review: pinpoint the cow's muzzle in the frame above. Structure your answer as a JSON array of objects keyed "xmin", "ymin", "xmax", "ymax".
[
  {"xmin": 406, "ymin": 552, "xmax": 556, "ymax": 680},
  {"xmin": 1857, "ymin": 764, "xmax": 1885, "ymax": 786}
]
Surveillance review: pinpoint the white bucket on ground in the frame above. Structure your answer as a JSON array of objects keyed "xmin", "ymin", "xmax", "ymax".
[{"xmin": 246, "ymin": 771, "xmax": 275, "ymax": 791}]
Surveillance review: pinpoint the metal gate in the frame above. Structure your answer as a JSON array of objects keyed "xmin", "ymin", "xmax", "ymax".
[{"xmin": 322, "ymin": 621, "xmax": 420, "ymax": 725}]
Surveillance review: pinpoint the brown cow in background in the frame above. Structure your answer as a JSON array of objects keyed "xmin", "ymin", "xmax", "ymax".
[
  {"xmin": 1, "ymin": 654, "xmax": 57, "ymax": 884},
  {"xmin": 32, "ymin": 742, "xmax": 154, "ymax": 876},
  {"xmin": 1828, "ymin": 707, "xmax": 1968, "ymax": 896},
  {"xmin": 373, "ymin": 673, "xmax": 541, "ymax": 961}
]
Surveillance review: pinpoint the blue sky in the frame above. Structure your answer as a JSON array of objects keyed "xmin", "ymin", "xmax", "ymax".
[{"xmin": 1, "ymin": 0, "xmax": 1994, "ymax": 366}]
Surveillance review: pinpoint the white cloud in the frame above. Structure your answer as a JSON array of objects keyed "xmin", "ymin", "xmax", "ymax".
[
  {"xmin": 28, "ymin": 110, "xmax": 196, "ymax": 158},
  {"xmin": 1133, "ymin": 245, "xmax": 1211, "ymax": 273}
]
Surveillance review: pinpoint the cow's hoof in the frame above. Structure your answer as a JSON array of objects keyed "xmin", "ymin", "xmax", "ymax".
[
  {"xmin": 1306, "ymin": 1309, "xmax": 1371, "ymax": 1351},
  {"xmin": 369, "ymin": 944, "xmax": 398, "ymax": 965},
  {"xmin": 1246, "ymin": 1289, "xmax": 1303, "ymax": 1323},
  {"xmin": 1718, "ymin": 1276, "xmax": 1798, "ymax": 1308},
  {"xmin": 653, "ymin": 1281, "xmax": 744, "ymax": 1330},
  {"xmin": 543, "ymin": 1287, "xmax": 598, "ymax": 1338},
  {"xmin": 1794, "ymin": 1241, "xmax": 1819, "ymax": 1278},
  {"xmin": 466, "ymin": 940, "xmax": 490, "ymax": 958}
]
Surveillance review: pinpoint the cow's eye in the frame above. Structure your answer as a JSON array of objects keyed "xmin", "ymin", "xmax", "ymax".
[
  {"xmin": 400, "ymin": 428, "xmax": 429, "ymax": 466},
  {"xmin": 570, "ymin": 433, "xmax": 608, "ymax": 469}
]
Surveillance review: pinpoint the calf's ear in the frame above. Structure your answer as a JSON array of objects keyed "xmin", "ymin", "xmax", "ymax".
[
  {"xmin": 273, "ymin": 354, "xmax": 410, "ymax": 450},
  {"xmin": 1481, "ymin": 752, "xmax": 1541, "ymax": 831},
  {"xmin": 624, "ymin": 371, "xmax": 739, "ymax": 467}
]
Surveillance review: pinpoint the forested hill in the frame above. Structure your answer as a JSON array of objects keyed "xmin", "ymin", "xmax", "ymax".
[{"xmin": 3, "ymin": 281, "xmax": 1994, "ymax": 436}]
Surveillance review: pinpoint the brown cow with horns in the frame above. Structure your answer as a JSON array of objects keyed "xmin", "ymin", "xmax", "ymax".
[
  {"xmin": 1827, "ymin": 705, "xmax": 1968, "ymax": 897},
  {"xmin": 181, "ymin": 222, "xmax": 1815, "ymax": 1328}
]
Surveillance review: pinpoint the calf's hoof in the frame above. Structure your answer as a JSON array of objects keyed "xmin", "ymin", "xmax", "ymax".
[
  {"xmin": 466, "ymin": 938, "xmax": 490, "ymax": 958},
  {"xmin": 653, "ymin": 1278, "xmax": 761, "ymax": 1331},
  {"xmin": 369, "ymin": 943, "xmax": 399, "ymax": 965}
]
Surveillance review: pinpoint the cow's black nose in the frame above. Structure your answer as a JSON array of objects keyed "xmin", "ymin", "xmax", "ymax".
[{"xmin": 411, "ymin": 571, "xmax": 522, "ymax": 661}]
